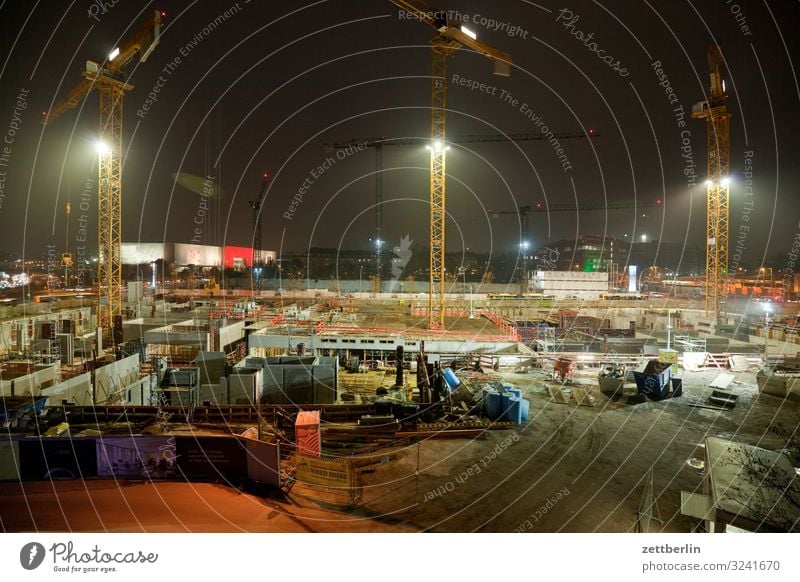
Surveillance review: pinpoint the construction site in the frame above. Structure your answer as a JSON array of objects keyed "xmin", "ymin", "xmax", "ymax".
[{"xmin": 1, "ymin": 1, "xmax": 799, "ymax": 542}]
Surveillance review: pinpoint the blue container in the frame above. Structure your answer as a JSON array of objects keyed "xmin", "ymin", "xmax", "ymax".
[
  {"xmin": 484, "ymin": 392, "xmax": 505, "ymax": 420},
  {"xmin": 634, "ymin": 360, "xmax": 673, "ymax": 401},
  {"xmin": 502, "ymin": 396, "xmax": 523, "ymax": 424},
  {"xmin": 442, "ymin": 368, "xmax": 461, "ymax": 391},
  {"xmin": 504, "ymin": 388, "xmax": 522, "ymax": 398}
]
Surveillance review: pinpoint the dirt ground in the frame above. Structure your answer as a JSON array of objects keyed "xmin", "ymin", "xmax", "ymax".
[
  {"xmin": 341, "ymin": 366, "xmax": 800, "ymax": 532},
  {"xmin": 1, "ymin": 367, "xmax": 797, "ymax": 533}
]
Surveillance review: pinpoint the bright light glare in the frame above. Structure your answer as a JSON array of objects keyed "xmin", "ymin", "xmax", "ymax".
[
  {"xmin": 95, "ymin": 140, "xmax": 110, "ymax": 155},
  {"xmin": 705, "ymin": 179, "xmax": 713, "ymax": 187},
  {"xmin": 108, "ymin": 47, "xmax": 120, "ymax": 61},
  {"xmin": 721, "ymin": 177, "xmax": 730, "ymax": 187},
  {"xmin": 461, "ymin": 26, "xmax": 477, "ymax": 40}
]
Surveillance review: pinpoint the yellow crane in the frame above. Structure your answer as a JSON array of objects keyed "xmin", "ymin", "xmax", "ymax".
[
  {"xmin": 692, "ymin": 44, "xmax": 730, "ymax": 320},
  {"xmin": 44, "ymin": 10, "xmax": 163, "ymax": 344},
  {"xmin": 388, "ymin": 0, "xmax": 511, "ymax": 328}
]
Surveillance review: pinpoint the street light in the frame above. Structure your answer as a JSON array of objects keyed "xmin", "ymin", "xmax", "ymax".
[
  {"xmin": 359, "ymin": 265, "xmax": 363, "ymax": 293},
  {"xmin": 151, "ymin": 262, "xmax": 156, "ymax": 289}
]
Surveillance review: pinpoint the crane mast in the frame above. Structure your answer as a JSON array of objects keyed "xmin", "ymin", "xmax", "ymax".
[
  {"xmin": 389, "ymin": 0, "xmax": 511, "ymax": 328},
  {"xmin": 44, "ymin": 10, "xmax": 163, "ymax": 345},
  {"xmin": 429, "ymin": 37, "xmax": 451, "ymax": 328},
  {"xmin": 692, "ymin": 44, "xmax": 730, "ymax": 320}
]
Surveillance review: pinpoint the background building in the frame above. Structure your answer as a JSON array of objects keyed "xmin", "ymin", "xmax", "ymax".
[{"xmin": 122, "ymin": 243, "xmax": 276, "ymax": 270}]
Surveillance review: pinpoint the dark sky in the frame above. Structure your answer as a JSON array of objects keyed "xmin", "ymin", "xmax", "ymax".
[{"xmin": 0, "ymin": 0, "xmax": 798, "ymax": 267}]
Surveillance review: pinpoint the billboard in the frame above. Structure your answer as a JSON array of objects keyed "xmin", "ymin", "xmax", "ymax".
[
  {"xmin": 96, "ymin": 436, "xmax": 177, "ymax": 479},
  {"xmin": 175, "ymin": 436, "xmax": 248, "ymax": 478},
  {"xmin": 17, "ymin": 437, "xmax": 98, "ymax": 480},
  {"xmin": 3, "ymin": 435, "xmax": 279, "ymax": 486}
]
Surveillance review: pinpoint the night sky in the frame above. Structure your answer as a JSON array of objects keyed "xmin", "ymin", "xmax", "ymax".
[{"xmin": 0, "ymin": 0, "xmax": 798, "ymax": 268}]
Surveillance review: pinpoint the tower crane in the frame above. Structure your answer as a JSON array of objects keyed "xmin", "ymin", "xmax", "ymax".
[
  {"xmin": 328, "ymin": 130, "xmax": 598, "ymax": 292},
  {"xmin": 249, "ymin": 172, "xmax": 270, "ymax": 267},
  {"xmin": 692, "ymin": 44, "xmax": 730, "ymax": 320},
  {"xmin": 388, "ymin": 0, "xmax": 511, "ymax": 329},
  {"xmin": 43, "ymin": 10, "xmax": 164, "ymax": 345}
]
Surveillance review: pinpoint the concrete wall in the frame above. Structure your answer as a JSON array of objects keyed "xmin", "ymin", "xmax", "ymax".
[
  {"xmin": 219, "ymin": 320, "xmax": 245, "ymax": 350},
  {"xmin": 260, "ymin": 364, "xmax": 337, "ymax": 405},
  {"xmin": 143, "ymin": 321, "xmax": 209, "ymax": 348},
  {"xmin": 41, "ymin": 373, "xmax": 93, "ymax": 406},
  {"xmin": 197, "ymin": 351, "xmax": 227, "ymax": 384},
  {"xmin": 0, "ymin": 307, "xmax": 93, "ymax": 356},
  {"xmin": 124, "ymin": 377, "xmax": 152, "ymax": 405},
  {"xmin": 18, "ymin": 362, "xmax": 148, "ymax": 406},
  {"xmin": 123, "ymin": 318, "xmax": 169, "ymax": 342},
  {"xmin": 94, "ymin": 354, "xmax": 140, "ymax": 404},
  {"xmin": 0, "ymin": 363, "xmax": 60, "ymax": 397},
  {"xmin": 198, "ymin": 383, "xmax": 227, "ymax": 405},
  {"xmin": 225, "ymin": 371, "xmax": 261, "ymax": 405}
]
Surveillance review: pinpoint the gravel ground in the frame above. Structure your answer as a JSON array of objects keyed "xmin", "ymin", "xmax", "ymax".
[{"xmin": 349, "ymin": 367, "xmax": 800, "ymax": 532}]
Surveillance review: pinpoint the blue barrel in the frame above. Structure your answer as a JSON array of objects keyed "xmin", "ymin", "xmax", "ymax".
[
  {"xmin": 484, "ymin": 392, "xmax": 504, "ymax": 420},
  {"xmin": 442, "ymin": 368, "xmax": 461, "ymax": 391},
  {"xmin": 503, "ymin": 396, "xmax": 523, "ymax": 424}
]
